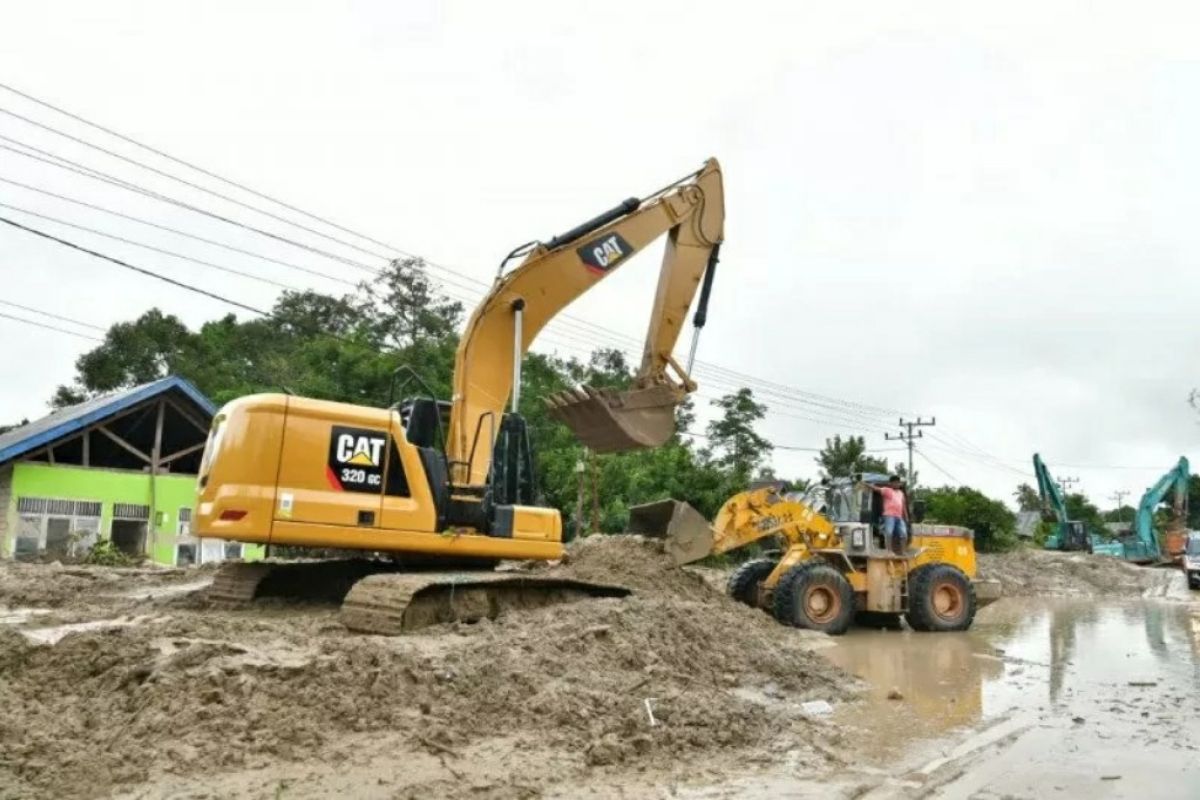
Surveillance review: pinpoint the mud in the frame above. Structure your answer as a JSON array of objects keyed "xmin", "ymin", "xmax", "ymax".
[
  {"xmin": 0, "ymin": 536, "xmax": 854, "ymax": 800},
  {"xmin": 979, "ymin": 547, "xmax": 1188, "ymax": 599},
  {"xmin": 687, "ymin": 595, "xmax": 1200, "ymax": 798}
]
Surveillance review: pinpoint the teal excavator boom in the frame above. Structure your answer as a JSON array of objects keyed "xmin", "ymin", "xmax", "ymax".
[
  {"xmin": 1126, "ymin": 456, "xmax": 1189, "ymax": 564},
  {"xmin": 1033, "ymin": 454, "xmax": 1123, "ymax": 556}
]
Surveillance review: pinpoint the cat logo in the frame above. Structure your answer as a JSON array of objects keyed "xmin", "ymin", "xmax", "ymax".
[
  {"xmin": 326, "ymin": 425, "xmax": 387, "ymax": 493},
  {"xmin": 335, "ymin": 433, "xmax": 384, "ymax": 467},
  {"xmin": 577, "ymin": 232, "xmax": 632, "ymax": 274}
]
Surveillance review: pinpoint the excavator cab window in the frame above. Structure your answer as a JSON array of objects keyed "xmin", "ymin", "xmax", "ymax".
[{"xmin": 398, "ymin": 398, "xmax": 450, "ymax": 450}]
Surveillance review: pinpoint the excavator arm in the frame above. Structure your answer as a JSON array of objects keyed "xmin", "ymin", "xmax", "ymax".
[
  {"xmin": 1131, "ymin": 456, "xmax": 1190, "ymax": 559},
  {"xmin": 447, "ymin": 159, "xmax": 725, "ymax": 487}
]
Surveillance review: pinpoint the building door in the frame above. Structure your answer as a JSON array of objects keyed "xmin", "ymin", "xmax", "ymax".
[
  {"xmin": 111, "ymin": 520, "xmax": 146, "ymax": 556},
  {"xmin": 44, "ymin": 518, "xmax": 72, "ymax": 559}
]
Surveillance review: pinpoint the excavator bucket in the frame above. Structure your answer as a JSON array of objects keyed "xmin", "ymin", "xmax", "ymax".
[
  {"xmin": 627, "ymin": 499, "xmax": 714, "ymax": 566},
  {"xmin": 545, "ymin": 384, "xmax": 681, "ymax": 454}
]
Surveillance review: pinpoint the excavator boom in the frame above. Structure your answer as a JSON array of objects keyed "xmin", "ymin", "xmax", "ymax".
[{"xmin": 448, "ymin": 159, "xmax": 725, "ymax": 484}]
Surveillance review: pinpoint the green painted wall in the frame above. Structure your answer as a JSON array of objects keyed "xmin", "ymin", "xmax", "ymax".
[{"xmin": 7, "ymin": 463, "xmax": 263, "ymax": 565}]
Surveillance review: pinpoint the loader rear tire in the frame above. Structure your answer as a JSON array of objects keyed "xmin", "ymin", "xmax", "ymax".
[
  {"xmin": 772, "ymin": 563, "xmax": 855, "ymax": 636},
  {"xmin": 726, "ymin": 557, "xmax": 777, "ymax": 609},
  {"xmin": 906, "ymin": 563, "xmax": 976, "ymax": 632}
]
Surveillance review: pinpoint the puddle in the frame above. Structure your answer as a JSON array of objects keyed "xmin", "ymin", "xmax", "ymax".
[{"xmin": 823, "ymin": 598, "xmax": 1200, "ymax": 797}]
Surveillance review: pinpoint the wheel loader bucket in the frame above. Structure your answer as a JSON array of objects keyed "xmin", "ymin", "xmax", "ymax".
[
  {"xmin": 545, "ymin": 384, "xmax": 680, "ymax": 454},
  {"xmin": 627, "ymin": 499, "xmax": 714, "ymax": 566}
]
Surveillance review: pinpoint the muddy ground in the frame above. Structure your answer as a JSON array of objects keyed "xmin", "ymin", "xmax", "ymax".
[
  {"xmin": 0, "ymin": 536, "xmax": 853, "ymax": 800},
  {"xmin": 978, "ymin": 547, "xmax": 1189, "ymax": 599},
  {"xmin": 2, "ymin": 543, "xmax": 1194, "ymax": 799}
]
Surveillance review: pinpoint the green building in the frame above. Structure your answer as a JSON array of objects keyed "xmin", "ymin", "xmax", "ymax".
[{"xmin": 0, "ymin": 376, "xmax": 262, "ymax": 566}]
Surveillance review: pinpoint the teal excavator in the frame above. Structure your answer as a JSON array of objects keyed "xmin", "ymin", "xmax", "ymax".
[
  {"xmin": 1125, "ymin": 456, "xmax": 1190, "ymax": 564},
  {"xmin": 1035, "ymin": 453, "xmax": 1191, "ymax": 565},
  {"xmin": 1033, "ymin": 454, "xmax": 1122, "ymax": 557}
]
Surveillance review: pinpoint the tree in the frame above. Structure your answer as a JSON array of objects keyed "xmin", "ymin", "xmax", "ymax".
[
  {"xmin": 1013, "ymin": 483, "xmax": 1041, "ymax": 512},
  {"xmin": 1103, "ymin": 505, "xmax": 1136, "ymax": 524},
  {"xmin": 816, "ymin": 434, "xmax": 888, "ymax": 478},
  {"xmin": 1064, "ymin": 493, "xmax": 1106, "ymax": 536},
  {"xmin": 923, "ymin": 485, "xmax": 1019, "ymax": 552},
  {"xmin": 0, "ymin": 418, "xmax": 29, "ymax": 435},
  {"xmin": 705, "ymin": 389, "xmax": 772, "ymax": 489}
]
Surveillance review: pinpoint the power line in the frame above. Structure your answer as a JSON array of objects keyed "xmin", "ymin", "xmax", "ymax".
[
  {"xmin": 0, "ymin": 173, "xmax": 358, "ymax": 287},
  {"xmin": 0, "ymin": 102, "xmax": 398, "ymax": 265},
  {"xmin": 0, "ymin": 84, "xmax": 912, "ymax": 423},
  {"xmin": 0, "ymin": 140, "xmax": 383, "ymax": 276},
  {"xmin": 0, "ymin": 201, "xmax": 294, "ymax": 290},
  {"xmin": 0, "ymin": 216, "xmax": 268, "ymax": 315},
  {"xmin": 0, "ymin": 309, "xmax": 101, "ymax": 341},
  {"xmin": 914, "ymin": 446, "xmax": 962, "ymax": 485},
  {"xmin": 0, "ymin": 299, "xmax": 105, "ymax": 331},
  {"xmin": 0, "ymin": 80, "xmax": 420, "ymax": 261}
]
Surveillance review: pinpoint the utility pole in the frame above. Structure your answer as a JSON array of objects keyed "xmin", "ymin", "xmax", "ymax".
[
  {"xmin": 574, "ymin": 453, "xmax": 587, "ymax": 540},
  {"xmin": 1058, "ymin": 476, "xmax": 1080, "ymax": 494},
  {"xmin": 885, "ymin": 417, "xmax": 936, "ymax": 487},
  {"xmin": 1110, "ymin": 490, "xmax": 1130, "ymax": 522}
]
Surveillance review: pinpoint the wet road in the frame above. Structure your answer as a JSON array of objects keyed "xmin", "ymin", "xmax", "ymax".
[{"xmin": 824, "ymin": 598, "xmax": 1200, "ymax": 797}]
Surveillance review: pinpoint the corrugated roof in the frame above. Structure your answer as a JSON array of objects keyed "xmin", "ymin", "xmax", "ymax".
[{"xmin": 0, "ymin": 376, "xmax": 216, "ymax": 467}]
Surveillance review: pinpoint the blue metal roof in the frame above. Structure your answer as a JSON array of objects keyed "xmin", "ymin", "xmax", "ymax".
[{"xmin": 0, "ymin": 376, "xmax": 216, "ymax": 468}]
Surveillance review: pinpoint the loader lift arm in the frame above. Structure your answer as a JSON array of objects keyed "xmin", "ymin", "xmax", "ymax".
[{"xmin": 447, "ymin": 159, "xmax": 725, "ymax": 487}]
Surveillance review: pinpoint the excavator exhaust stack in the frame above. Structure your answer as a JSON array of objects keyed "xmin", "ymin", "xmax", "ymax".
[
  {"xmin": 627, "ymin": 498, "xmax": 714, "ymax": 566},
  {"xmin": 545, "ymin": 383, "xmax": 682, "ymax": 454}
]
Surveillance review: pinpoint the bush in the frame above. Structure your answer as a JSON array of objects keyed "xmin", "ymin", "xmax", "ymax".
[
  {"xmin": 82, "ymin": 539, "xmax": 142, "ymax": 567},
  {"xmin": 920, "ymin": 486, "xmax": 1019, "ymax": 553}
]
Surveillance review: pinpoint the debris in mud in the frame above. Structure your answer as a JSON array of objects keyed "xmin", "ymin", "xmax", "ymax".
[
  {"xmin": 0, "ymin": 535, "xmax": 858, "ymax": 800},
  {"xmin": 977, "ymin": 548, "xmax": 1188, "ymax": 599}
]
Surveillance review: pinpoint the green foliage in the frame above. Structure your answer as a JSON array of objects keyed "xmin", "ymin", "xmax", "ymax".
[
  {"xmin": 816, "ymin": 434, "xmax": 888, "ymax": 478},
  {"xmin": 1063, "ymin": 493, "xmax": 1106, "ymax": 536},
  {"xmin": 704, "ymin": 388, "xmax": 772, "ymax": 489},
  {"xmin": 83, "ymin": 539, "xmax": 142, "ymax": 567},
  {"xmin": 53, "ymin": 259, "xmax": 754, "ymax": 537},
  {"xmin": 1013, "ymin": 483, "xmax": 1041, "ymax": 512},
  {"xmin": 1102, "ymin": 505, "xmax": 1135, "ymax": 524},
  {"xmin": 922, "ymin": 485, "xmax": 1019, "ymax": 553}
]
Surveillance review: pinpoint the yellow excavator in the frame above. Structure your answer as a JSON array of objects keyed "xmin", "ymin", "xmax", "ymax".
[
  {"xmin": 630, "ymin": 475, "xmax": 1001, "ymax": 635},
  {"xmin": 194, "ymin": 159, "xmax": 725, "ymax": 633}
]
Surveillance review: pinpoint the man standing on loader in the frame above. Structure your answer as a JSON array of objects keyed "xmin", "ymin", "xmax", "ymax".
[{"xmin": 867, "ymin": 475, "xmax": 909, "ymax": 554}]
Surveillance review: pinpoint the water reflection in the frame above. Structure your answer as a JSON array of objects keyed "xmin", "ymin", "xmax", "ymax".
[{"xmin": 823, "ymin": 598, "xmax": 1200, "ymax": 755}]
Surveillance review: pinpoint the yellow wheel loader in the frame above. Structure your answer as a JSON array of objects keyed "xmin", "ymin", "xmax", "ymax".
[
  {"xmin": 194, "ymin": 159, "xmax": 726, "ymax": 633},
  {"xmin": 629, "ymin": 475, "xmax": 1001, "ymax": 635}
]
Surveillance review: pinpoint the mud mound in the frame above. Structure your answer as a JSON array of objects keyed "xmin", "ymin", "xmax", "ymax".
[
  {"xmin": 979, "ymin": 548, "xmax": 1188, "ymax": 599},
  {"xmin": 551, "ymin": 533, "xmax": 716, "ymax": 597},
  {"xmin": 0, "ymin": 561, "xmax": 197, "ymax": 610},
  {"xmin": 0, "ymin": 537, "xmax": 855, "ymax": 799}
]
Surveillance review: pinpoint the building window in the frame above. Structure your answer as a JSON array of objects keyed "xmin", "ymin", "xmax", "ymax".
[
  {"xmin": 113, "ymin": 503, "xmax": 150, "ymax": 520},
  {"xmin": 224, "ymin": 542, "xmax": 243, "ymax": 560},
  {"xmin": 176, "ymin": 542, "xmax": 198, "ymax": 566},
  {"xmin": 178, "ymin": 507, "xmax": 193, "ymax": 537},
  {"xmin": 14, "ymin": 496, "xmax": 103, "ymax": 561}
]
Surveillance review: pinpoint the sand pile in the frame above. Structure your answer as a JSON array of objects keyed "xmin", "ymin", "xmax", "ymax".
[
  {"xmin": 0, "ymin": 535, "xmax": 855, "ymax": 799},
  {"xmin": 979, "ymin": 548, "xmax": 1188, "ymax": 599}
]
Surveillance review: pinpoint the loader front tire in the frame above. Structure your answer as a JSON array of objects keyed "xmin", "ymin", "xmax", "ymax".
[
  {"xmin": 726, "ymin": 557, "xmax": 777, "ymax": 609},
  {"xmin": 906, "ymin": 563, "xmax": 976, "ymax": 632},
  {"xmin": 772, "ymin": 563, "xmax": 855, "ymax": 636}
]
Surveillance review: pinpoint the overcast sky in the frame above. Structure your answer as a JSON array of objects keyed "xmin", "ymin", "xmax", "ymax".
[{"xmin": 1, "ymin": 1, "xmax": 1197, "ymax": 507}]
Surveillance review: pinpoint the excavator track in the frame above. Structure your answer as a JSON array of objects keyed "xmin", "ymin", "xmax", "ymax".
[
  {"xmin": 207, "ymin": 560, "xmax": 630, "ymax": 635},
  {"xmin": 340, "ymin": 572, "xmax": 630, "ymax": 635}
]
